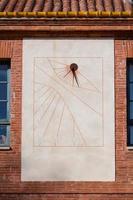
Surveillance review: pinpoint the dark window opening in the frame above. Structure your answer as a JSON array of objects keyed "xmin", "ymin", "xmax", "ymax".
[{"xmin": 0, "ymin": 60, "xmax": 10, "ymax": 147}]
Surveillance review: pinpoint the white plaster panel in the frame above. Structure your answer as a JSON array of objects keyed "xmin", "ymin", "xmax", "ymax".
[{"xmin": 22, "ymin": 39, "xmax": 115, "ymax": 181}]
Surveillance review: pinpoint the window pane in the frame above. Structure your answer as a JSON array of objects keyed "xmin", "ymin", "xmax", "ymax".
[
  {"xmin": 130, "ymin": 83, "xmax": 133, "ymax": 100},
  {"xmin": 0, "ymin": 69, "xmax": 7, "ymax": 81},
  {"xmin": 0, "ymin": 102, "xmax": 7, "ymax": 119},
  {"xmin": 129, "ymin": 126, "xmax": 133, "ymax": 145},
  {"xmin": 129, "ymin": 66, "xmax": 133, "ymax": 82},
  {"xmin": 0, "ymin": 83, "xmax": 7, "ymax": 100},
  {"xmin": 0, "ymin": 125, "xmax": 9, "ymax": 145}
]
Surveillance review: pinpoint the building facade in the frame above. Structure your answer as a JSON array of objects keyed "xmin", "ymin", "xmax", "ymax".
[{"xmin": 0, "ymin": 0, "xmax": 133, "ymax": 199}]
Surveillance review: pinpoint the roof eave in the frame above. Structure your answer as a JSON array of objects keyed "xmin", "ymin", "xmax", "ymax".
[{"xmin": 0, "ymin": 11, "xmax": 133, "ymax": 18}]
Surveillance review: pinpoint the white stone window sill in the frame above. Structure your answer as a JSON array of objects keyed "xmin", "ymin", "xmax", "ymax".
[
  {"xmin": 127, "ymin": 147, "xmax": 133, "ymax": 150},
  {"xmin": 0, "ymin": 146, "xmax": 11, "ymax": 150}
]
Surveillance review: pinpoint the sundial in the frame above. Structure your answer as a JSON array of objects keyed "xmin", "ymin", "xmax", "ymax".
[{"xmin": 33, "ymin": 57, "xmax": 103, "ymax": 147}]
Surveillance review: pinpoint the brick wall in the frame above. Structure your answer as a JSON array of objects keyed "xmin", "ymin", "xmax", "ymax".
[
  {"xmin": 0, "ymin": 40, "xmax": 22, "ymax": 192},
  {"xmin": 0, "ymin": 39, "xmax": 133, "ymax": 199}
]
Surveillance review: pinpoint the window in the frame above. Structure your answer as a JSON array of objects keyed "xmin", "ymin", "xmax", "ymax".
[{"xmin": 0, "ymin": 60, "xmax": 10, "ymax": 148}]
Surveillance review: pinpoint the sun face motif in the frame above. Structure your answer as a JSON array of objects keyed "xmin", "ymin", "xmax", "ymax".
[{"xmin": 33, "ymin": 57, "xmax": 103, "ymax": 147}]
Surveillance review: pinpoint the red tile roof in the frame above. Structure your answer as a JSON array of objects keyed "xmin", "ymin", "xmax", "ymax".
[{"xmin": 0, "ymin": 0, "xmax": 132, "ymax": 18}]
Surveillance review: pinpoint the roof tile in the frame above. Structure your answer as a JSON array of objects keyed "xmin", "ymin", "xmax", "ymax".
[
  {"xmin": 0, "ymin": 0, "xmax": 9, "ymax": 12},
  {"xmin": 123, "ymin": 0, "xmax": 132, "ymax": 11},
  {"xmin": 103, "ymin": 0, "xmax": 113, "ymax": 11},
  {"xmin": 113, "ymin": 0, "xmax": 123, "ymax": 11},
  {"xmin": 71, "ymin": 0, "xmax": 79, "ymax": 11},
  {"xmin": 86, "ymin": 0, "xmax": 96, "ymax": 11},
  {"xmin": 43, "ymin": 0, "xmax": 53, "ymax": 12},
  {"xmin": 96, "ymin": 0, "xmax": 104, "ymax": 11},
  {"xmin": 0, "ymin": 0, "xmax": 132, "ymax": 17},
  {"xmin": 14, "ymin": 0, "xmax": 27, "ymax": 12},
  {"xmin": 4, "ymin": 0, "xmax": 18, "ymax": 12},
  {"xmin": 23, "ymin": 0, "xmax": 35, "ymax": 12},
  {"xmin": 53, "ymin": 0, "xmax": 62, "ymax": 12},
  {"xmin": 79, "ymin": 0, "xmax": 87, "ymax": 11},
  {"xmin": 62, "ymin": 0, "xmax": 71, "ymax": 11},
  {"xmin": 33, "ymin": 0, "xmax": 44, "ymax": 12}
]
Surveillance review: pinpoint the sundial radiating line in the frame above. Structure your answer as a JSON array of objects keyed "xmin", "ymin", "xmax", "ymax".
[
  {"xmin": 34, "ymin": 93, "xmax": 57, "ymax": 130},
  {"xmin": 58, "ymin": 92, "xmax": 87, "ymax": 146},
  {"xmin": 53, "ymin": 67, "xmax": 66, "ymax": 71},
  {"xmin": 53, "ymin": 67, "xmax": 66, "ymax": 69},
  {"xmin": 65, "ymin": 74, "xmax": 73, "ymax": 82},
  {"xmin": 64, "ymin": 70, "xmax": 71, "ymax": 78},
  {"xmin": 37, "ymin": 65, "xmax": 102, "ymax": 117},
  {"xmin": 72, "ymin": 118, "xmax": 75, "ymax": 146},
  {"xmin": 34, "ymin": 88, "xmax": 53, "ymax": 114},
  {"xmin": 75, "ymin": 123, "xmax": 87, "ymax": 146},
  {"xmin": 54, "ymin": 69, "xmax": 66, "ymax": 73},
  {"xmin": 34, "ymin": 81, "xmax": 44, "ymax": 85},
  {"xmin": 49, "ymin": 59, "xmax": 98, "ymax": 92},
  {"xmin": 79, "ymin": 72, "xmax": 101, "ymax": 93},
  {"xmin": 55, "ymin": 102, "xmax": 65, "ymax": 146},
  {"xmin": 40, "ymin": 95, "xmax": 60, "ymax": 146},
  {"xmin": 53, "ymin": 88, "xmax": 87, "ymax": 146},
  {"xmin": 35, "ymin": 87, "xmax": 51, "ymax": 102},
  {"xmin": 34, "ymin": 83, "xmax": 49, "ymax": 94},
  {"xmin": 72, "ymin": 73, "xmax": 74, "ymax": 86},
  {"xmin": 56, "ymin": 71, "xmax": 67, "ymax": 75},
  {"xmin": 34, "ymin": 57, "xmax": 103, "ymax": 147},
  {"xmin": 49, "ymin": 59, "xmax": 69, "ymax": 66},
  {"xmin": 77, "ymin": 86, "xmax": 101, "ymax": 93}
]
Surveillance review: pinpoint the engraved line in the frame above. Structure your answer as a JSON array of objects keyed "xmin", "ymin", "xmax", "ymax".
[
  {"xmin": 39, "ymin": 88, "xmax": 87, "ymax": 148},
  {"xmin": 75, "ymin": 124, "xmax": 87, "ymax": 146},
  {"xmin": 71, "ymin": 113, "xmax": 87, "ymax": 146},
  {"xmin": 63, "ymin": 72, "xmax": 72, "ymax": 79},
  {"xmin": 64, "ymin": 70, "xmax": 71, "ymax": 78},
  {"xmin": 55, "ymin": 71, "xmax": 66, "ymax": 75},
  {"xmin": 54, "ymin": 69, "xmax": 66, "ymax": 72},
  {"xmin": 33, "ymin": 58, "xmax": 36, "ymax": 147},
  {"xmin": 77, "ymin": 86, "xmax": 100, "ymax": 93},
  {"xmin": 34, "ymin": 57, "xmax": 104, "ymax": 148},
  {"xmin": 34, "ymin": 88, "xmax": 53, "ymax": 114},
  {"xmin": 48, "ymin": 58, "xmax": 100, "ymax": 96},
  {"xmin": 53, "ymin": 67, "xmax": 66, "ymax": 69},
  {"xmin": 72, "ymin": 73, "xmax": 74, "ymax": 86},
  {"xmin": 73, "ymin": 118, "xmax": 75, "ymax": 146},
  {"xmin": 50, "ymin": 60, "xmax": 69, "ymax": 66},
  {"xmin": 34, "ymin": 93, "xmax": 56, "ymax": 130},
  {"xmin": 40, "ymin": 95, "xmax": 60, "ymax": 146},
  {"xmin": 79, "ymin": 72, "xmax": 101, "ymax": 93},
  {"xmin": 34, "ymin": 81, "xmax": 49, "ymax": 88},
  {"xmin": 55, "ymin": 102, "xmax": 65, "ymax": 146},
  {"xmin": 59, "ymin": 93, "xmax": 87, "ymax": 146},
  {"xmin": 35, "ymin": 145, "xmax": 104, "ymax": 147},
  {"xmin": 38, "ymin": 64, "xmax": 102, "ymax": 117},
  {"xmin": 102, "ymin": 57, "xmax": 104, "ymax": 146},
  {"xmin": 35, "ymin": 87, "xmax": 51, "ymax": 103},
  {"xmin": 54, "ymin": 69, "xmax": 66, "ymax": 73},
  {"xmin": 34, "ymin": 81, "xmax": 43, "ymax": 85},
  {"xmin": 35, "ymin": 84, "xmax": 48, "ymax": 94},
  {"xmin": 47, "ymin": 87, "xmax": 87, "ymax": 146},
  {"xmin": 66, "ymin": 74, "xmax": 73, "ymax": 83},
  {"xmin": 35, "ymin": 56, "xmax": 102, "ymax": 58},
  {"xmin": 63, "ymin": 73, "xmax": 73, "ymax": 85},
  {"xmin": 37, "ymin": 65, "xmax": 64, "ymax": 85}
]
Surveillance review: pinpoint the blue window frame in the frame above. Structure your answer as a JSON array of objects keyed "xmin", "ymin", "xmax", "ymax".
[{"xmin": 0, "ymin": 60, "xmax": 10, "ymax": 147}]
